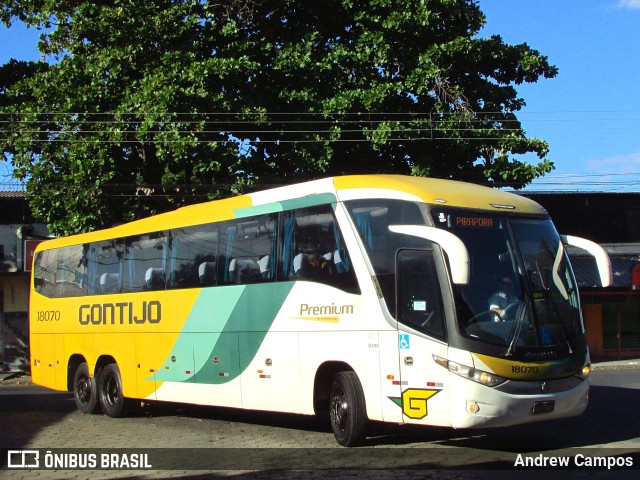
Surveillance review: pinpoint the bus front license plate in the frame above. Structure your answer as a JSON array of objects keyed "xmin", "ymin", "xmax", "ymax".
[{"xmin": 532, "ymin": 401, "xmax": 555, "ymax": 415}]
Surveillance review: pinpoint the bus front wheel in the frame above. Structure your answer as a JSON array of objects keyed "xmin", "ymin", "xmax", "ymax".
[
  {"xmin": 329, "ymin": 371, "xmax": 367, "ymax": 447},
  {"xmin": 73, "ymin": 362, "xmax": 101, "ymax": 414},
  {"xmin": 98, "ymin": 363, "xmax": 130, "ymax": 418}
]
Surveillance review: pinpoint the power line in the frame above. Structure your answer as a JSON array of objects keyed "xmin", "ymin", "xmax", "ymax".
[{"xmin": 3, "ymin": 112, "xmax": 640, "ymax": 143}]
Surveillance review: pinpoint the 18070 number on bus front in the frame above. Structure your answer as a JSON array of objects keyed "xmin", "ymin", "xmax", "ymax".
[{"xmin": 512, "ymin": 365, "xmax": 540, "ymax": 374}]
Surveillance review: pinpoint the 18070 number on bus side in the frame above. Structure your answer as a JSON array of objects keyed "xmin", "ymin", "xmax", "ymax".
[{"xmin": 36, "ymin": 310, "xmax": 61, "ymax": 322}]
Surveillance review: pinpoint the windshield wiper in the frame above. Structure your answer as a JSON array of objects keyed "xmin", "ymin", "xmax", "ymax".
[
  {"xmin": 505, "ymin": 321, "xmax": 522, "ymax": 357},
  {"xmin": 504, "ymin": 302, "xmax": 528, "ymax": 357}
]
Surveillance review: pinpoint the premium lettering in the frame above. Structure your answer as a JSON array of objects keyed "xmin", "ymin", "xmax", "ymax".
[
  {"xmin": 299, "ymin": 303, "xmax": 354, "ymax": 316},
  {"xmin": 79, "ymin": 301, "xmax": 161, "ymax": 325}
]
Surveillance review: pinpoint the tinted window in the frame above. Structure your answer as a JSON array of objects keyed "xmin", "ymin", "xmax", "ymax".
[
  {"xmin": 168, "ymin": 225, "xmax": 218, "ymax": 288},
  {"xmin": 397, "ymin": 249, "xmax": 446, "ymax": 340},
  {"xmin": 87, "ymin": 240, "xmax": 122, "ymax": 294},
  {"xmin": 34, "ymin": 249, "xmax": 57, "ymax": 297},
  {"xmin": 345, "ymin": 199, "xmax": 428, "ymax": 314},
  {"xmin": 122, "ymin": 232, "xmax": 166, "ymax": 292},
  {"xmin": 281, "ymin": 204, "xmax": 359, "ymax": 293},
  {"xmin": 34, "ymin": 245, "xmax": 86, "ymax": 297},
  {"xmin": 34, "ymin": 204, "xmax": 361, "ymax": 297},
  {"xmin": 221, "ymin": 214, "xmax": 278, "ymax": 285}
]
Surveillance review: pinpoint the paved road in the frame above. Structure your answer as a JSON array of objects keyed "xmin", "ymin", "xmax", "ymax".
[{"xmin": 1, "ymin": 367, "xmax": 639, "ymax": 479}]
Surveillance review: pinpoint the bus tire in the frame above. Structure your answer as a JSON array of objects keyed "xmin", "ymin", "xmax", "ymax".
[
  {"xmin": 329, "ymin": 371, "xmax": 367, "ymax": 447},
  {"xmin": 98, "ymin": 363, "xmax": 130, "ymax": 418},
  {"xmin": 73, "ymin": 362, "xmax": 101, "ymax": 414}
]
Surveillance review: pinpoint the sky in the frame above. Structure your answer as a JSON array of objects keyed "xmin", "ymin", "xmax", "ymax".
[
  {"xmin": 479, "ymin": 0, "xmax": 640, "ymax": 192},
  {"xmin": 1, "ymin": 0, "xmax": 640, "ymax": 192}
]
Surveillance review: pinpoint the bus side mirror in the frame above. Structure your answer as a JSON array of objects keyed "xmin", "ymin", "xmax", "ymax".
[
  {"xmin": 389, "ymin": 225, "xmax": 470, "ymax": 285},
  {"xmin": 561, "ymin": 234, "xmax": 612, "ymax": 288}
]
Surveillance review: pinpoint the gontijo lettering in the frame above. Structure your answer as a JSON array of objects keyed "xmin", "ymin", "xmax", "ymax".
[{"xmin": 79, "ymin": 301, "xmax": 161, "ymax": 325}]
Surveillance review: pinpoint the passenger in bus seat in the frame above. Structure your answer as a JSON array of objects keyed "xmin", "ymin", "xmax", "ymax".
[{"xmin": 303, "ymin": 250, "xmax": 334, "ymax": 279}]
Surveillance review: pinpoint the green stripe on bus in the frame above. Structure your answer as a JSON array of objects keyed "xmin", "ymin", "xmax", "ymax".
[
  {"xmin": 153, "ymin": 282, "xmax": 295, "ymax": 384},
  {"xmin": 233, "ymin": 203, "xmax": 283, "ymax": 218},
  {"xmin": 277, "ymin": 193, "xmax": 337, "ymax": 211},
  {"xmin": 232, "ymin": 193, "xmax": 337, "ymax": 219}
]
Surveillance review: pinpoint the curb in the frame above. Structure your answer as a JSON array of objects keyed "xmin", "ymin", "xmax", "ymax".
[
  {"xmin": 591, "ymin": 360, "xmax": 640, "ymax": 370},
  {"xmin": 0, "ymin": 371, "xmax": 32, "ymax": 385}
]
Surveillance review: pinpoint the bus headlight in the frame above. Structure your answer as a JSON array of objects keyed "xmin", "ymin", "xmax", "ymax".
[
  {"xmin": 433, "ymin": 355, "xmax": 506, "ymax": 387},
  {"xmin": 576, "ymin": 362, "xmax": 591, "ymax": 380}
]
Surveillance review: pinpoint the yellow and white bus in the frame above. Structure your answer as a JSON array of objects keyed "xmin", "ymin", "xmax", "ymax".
[{"xmin": 30, "ymin": 175, "xmax": 610, "ymax": 446}]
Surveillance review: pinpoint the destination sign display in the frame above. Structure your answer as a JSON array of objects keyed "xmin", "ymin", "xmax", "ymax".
[
  {"xmin": 454, "ymin": 216, "xmax": 495, "ymax": 228},
  {"xmin": 433, "ymin": 210, "xmax": 501, "ymax": 230}
]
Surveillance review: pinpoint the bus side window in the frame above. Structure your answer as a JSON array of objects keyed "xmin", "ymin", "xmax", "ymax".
[
  {"xmin": 345, "ymin": 199, "xmax": 429, "ymax": 316},
  {"xmin": 34, "ymin": 249, "xmax": 57, "ymax": 297},
  {"xmin": 55, "ymin": 245, "xmax": 86, "ymax": 297},
  {"xmin": 221, "ymin": 214, "xmax": 277, "ymax": 285},
  {"xmin": 87, "ymin": 240, "xmax": 122, "ymax": 295},
  {"xmin": 280, "ymin": 205, "xmax": 359, "ymax": 294},
  {"xmin": 122, "ymin": 232, "xmax": 167, "ymax": 293},
  {"xmin": 34, "ymin": 245, "xmax": 87, "ymax": 298},
  {"xmin": 168, "ymin": 225, "xmax": 218, "ymax": 289}
]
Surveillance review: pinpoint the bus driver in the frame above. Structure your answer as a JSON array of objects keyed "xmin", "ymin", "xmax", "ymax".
[{"xmin": 489, "ymin": 276, "xmax": 516, "ymax": 321}]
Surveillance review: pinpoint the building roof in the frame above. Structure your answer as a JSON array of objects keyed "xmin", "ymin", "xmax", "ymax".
[
  {"xmin": 0, "ymin": 190, "xmax": 25, "ymax": 199},
  {"xmin": 521, "ymin": 191, "xmax": 640, "ymax": 244}
]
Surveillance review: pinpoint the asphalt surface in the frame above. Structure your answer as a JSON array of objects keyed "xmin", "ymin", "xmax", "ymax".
[{"xmin": 1, "ymin": 359, "xmax": 639, "ymax": 479}]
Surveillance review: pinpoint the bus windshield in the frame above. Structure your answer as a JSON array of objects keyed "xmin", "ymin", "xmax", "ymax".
[{"xmin": 432, "ymin": 209, "xmax": 583, "ymax": 354}]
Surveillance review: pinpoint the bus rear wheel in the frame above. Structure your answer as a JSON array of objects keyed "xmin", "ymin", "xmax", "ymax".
[
  {"xmin": 329, "ymin": 371, "xmax": 367, "ymax": 447},
  {"xmin": 98, "ymin": 363, "xmax": 130, "ymax": 418},
  {"xmin": 73, "ymin": 362, "xmax": 101, "ymax": 414}
]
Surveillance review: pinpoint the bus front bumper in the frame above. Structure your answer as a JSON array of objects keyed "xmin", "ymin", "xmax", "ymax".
[{"xmin": 448, "ymin": 374, "xmax": 590, "ymax": 429}]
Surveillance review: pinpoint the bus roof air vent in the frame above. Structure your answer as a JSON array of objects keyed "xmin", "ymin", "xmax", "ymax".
[{"xmin": 490, "ymin": 203, "xmax": 516, "ymax": 210}]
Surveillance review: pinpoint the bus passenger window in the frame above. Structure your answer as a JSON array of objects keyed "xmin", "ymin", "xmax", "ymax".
[
  {"xmin": 220, "ymin": 214, "xmax": 277, "ymax": 285},
  {"xmin": 121, "ymin": 232, "xmax": 166, "ymax": 293},
  {"xmin": 33, "ymin": 249, "xmax": 57, "ymax": 297},
  {"xmin": 87, "ymin": 240, "xmax": 122, "ymax": 295},
  {"xmin": 55, "ymin": 245, "xmax": 86, "ymax": 297},
  {"xmin": 168, "ymin": 225, "xmax": 218, "ymax": 289},
  {"xmin": 280, "ymin": 205, "xmax": 359, "ymax": 294},
  {"xmin": 33, "ymin": 245, "xmax": 87, "ymax": 298}
]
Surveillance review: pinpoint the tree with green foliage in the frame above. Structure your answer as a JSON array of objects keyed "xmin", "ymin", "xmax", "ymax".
[{"xmin": 1, "ymin": 0, "xmax": 557, "ymax": 235}]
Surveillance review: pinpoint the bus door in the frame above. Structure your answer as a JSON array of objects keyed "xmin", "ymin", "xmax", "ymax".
[{"xmin": 395, "ymin": 249, "xmax": 450, "ymax": 426}]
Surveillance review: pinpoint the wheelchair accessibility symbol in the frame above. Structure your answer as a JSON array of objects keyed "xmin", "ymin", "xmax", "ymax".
[{"xmin": 399, "ymin": 334, "xmax": 410, "ymax": 349}]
